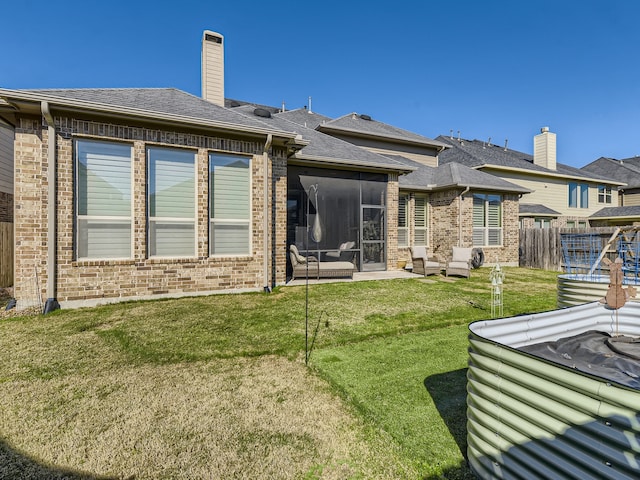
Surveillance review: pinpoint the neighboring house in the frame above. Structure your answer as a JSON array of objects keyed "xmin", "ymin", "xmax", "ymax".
[
  {"xmin": 0, "ymin": 122, "xmax": 13, "ymax": 223},
  {"xmin": 581, "ymin": 156, "xmax": 640, "ymax": 226},
  {"xmin": 436, "ymin": 128, "xmax": 624, "ymax": 229}
]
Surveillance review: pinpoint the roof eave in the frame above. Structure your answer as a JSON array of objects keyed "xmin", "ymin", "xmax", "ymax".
[
  {"xmin": 290, "ymin": 152, "xmax": 415, "ymax": 173},
  {"xmin": 0, "ymin": 88, "xmax": 298, "ymax": 140},
  {"xmin": 476, "ymin": 164, "xmax": 627, "ymax": 186}
]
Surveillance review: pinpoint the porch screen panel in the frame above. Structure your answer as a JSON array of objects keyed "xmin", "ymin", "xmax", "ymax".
[
  {"xmin": 210, "ymin": 154, "xmax": 251, "ymax": 256},
  {"xmin": 298, "ymin": 173, "xmax": 360, "ymax": 252},
  {"xmin": 148, "ymin": 147, "xmax": 196, "ymax": 257},
  {"xmin": 76, "ymin": 140, "xmax": 132, "ymax": 259},
  {"xmin": 414, "ymin": 194, "xmax": 428, "ymax": 246}
]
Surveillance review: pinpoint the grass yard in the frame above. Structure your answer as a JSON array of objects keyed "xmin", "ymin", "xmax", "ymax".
[{"xmin": 0, "ymin": 267, "xmax": 558, "ymax": 479}]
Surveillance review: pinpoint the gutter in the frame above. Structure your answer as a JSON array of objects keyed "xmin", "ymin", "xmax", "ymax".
[
  {"xmin": 263, "ymin": 134, "xmax": 272, "ymax": 293},
  {"xmin": 41, "ymin": 101, "xmax": 60, "ymax": 313}
]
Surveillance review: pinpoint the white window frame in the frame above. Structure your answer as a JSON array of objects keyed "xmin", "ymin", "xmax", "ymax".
[
  {"xmin": 598, "ymin": 184, "xmax": 612, "ymax": 204},
  {"xmin": 473, "ymin": 193, "xmax": 503, "ymax": 247},
  {"xmin": 398, "ymin": 193, "xmax": 409, "ymax": 247},
  {"xmin": 209, "ymin": 153, "xmax": 252, "ymax": 257},
  {"xmin": 147, "ymin": 147, "xmax": 197, "ymax": 259},
  {"xmin": 75, "ymin": 139, "xmax": 133, "ymax": 260}
]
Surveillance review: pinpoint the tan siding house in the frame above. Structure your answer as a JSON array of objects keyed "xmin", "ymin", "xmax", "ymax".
[{"xmin": 437, "ymin": 129, "xmax": 623, "ymax": 228}]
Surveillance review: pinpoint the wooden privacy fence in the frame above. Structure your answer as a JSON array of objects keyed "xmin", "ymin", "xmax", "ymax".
[
  {"xmin": 0, "ymin": 222, "xmax": 13, "ymax": 287},
  {"xmin": 519, "ymin": 227, "xmax": 618, "ymax": 271}
]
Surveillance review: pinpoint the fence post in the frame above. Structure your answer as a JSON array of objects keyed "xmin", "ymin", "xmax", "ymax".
[{"xmin": 0, "ymin": 222, "xmax": 13, "ymax": 287}]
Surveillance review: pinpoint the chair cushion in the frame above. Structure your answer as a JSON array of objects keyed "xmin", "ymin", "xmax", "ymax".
[
  {"xmin": 448, "ymin": 261, "xmax": 469, "ymax": 270},
  {"xmin": 452, "ymin": 247, "xmax": 473, "ymax": 263},
  {"xmin": 411, "ymin": 246, "xmax": 428, "ymax": 259},
  {"xmin": 424, "ymin": 261, "xmax": 440, "ymax": 268},
  {"xmin": 289, "ymin": 245, "xmax": 307, "ymax": 264}
]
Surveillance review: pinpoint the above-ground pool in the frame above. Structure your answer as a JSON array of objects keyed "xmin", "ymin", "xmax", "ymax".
[
  {"xmin": 467, "ymin": 301, "xmax": 640, "ymax": 480},
  {"xmin": 558, "ymin": 274, "xmax": 640, "ymax": 308}
]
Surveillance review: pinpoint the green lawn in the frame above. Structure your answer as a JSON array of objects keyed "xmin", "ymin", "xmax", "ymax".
[{"xmin": 0, "ymin": 267, "xmax": 558, "ymax": 479}]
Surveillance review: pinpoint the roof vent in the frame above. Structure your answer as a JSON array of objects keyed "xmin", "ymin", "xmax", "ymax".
[
  {"xmin": 254, "ymin": 108, "xmax": 272, "ymax": 118},
  {"xmin": 359, "ymin": 114, "xmax": 372, "ymax": 121},
  {"xmin": 228, "ymin": 100, "xmax": 241, "ymax": 108}
]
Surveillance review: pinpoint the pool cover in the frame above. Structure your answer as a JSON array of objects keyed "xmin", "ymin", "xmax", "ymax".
[{"xmin": 519, "ymin": 330, "xmax": 640, "ymax": 390}]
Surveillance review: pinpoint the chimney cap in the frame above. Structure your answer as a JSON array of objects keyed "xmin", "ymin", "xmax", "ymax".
[{"xmin": 540, "ymin": 126, "xmax": 550, "ymax": 133}]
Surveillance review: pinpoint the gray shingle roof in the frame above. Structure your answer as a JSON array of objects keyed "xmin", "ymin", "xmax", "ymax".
[
  {"xmin": 436, "ymin": 135, "xmax": 618, "ymax": 182},
  {"xmin": 590, "ymin": 206, "xmax": 640, "ymax": 219},
  {"xmin": 519, "ymin": 204, "xmax": 561, "ymax": 216},
  {"xmin": 581, "ymin": 157, "xmax": 640, "ymax": 187},
  {"xmin": 394, "ymin": 155, "xmax": 531, "ymax": 193},
  {"xmin": 12, "ymin": 88, "xmax": 291, "ymax": 134},
  {"xmin": 231, "ymin": 105, "xmax": 412, "ymax": 171},
  {"xmin": 274, "ymin": 108, "xmax": 332, "ymax": 130},
  {"xmin": 318, "ymin": 113, "xmax": 449, "ymax": 149}
]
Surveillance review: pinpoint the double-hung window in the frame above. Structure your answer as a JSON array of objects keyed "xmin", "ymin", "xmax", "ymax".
[
  {"xmin": 76, "ymin": 140, "xmax": 132, "ymax": 260},
  {"xmin": 148, "ymin": 147, "xmax": 196, "ymax": 257},
  {"xmin": 398, "ymin": 194, "xmax": 409, "ymax": 247},
  {"xmin": 598, "ymin": 184, "xmax": 612, "ymax": 204},
  {"xmin": 569, "ymin": 182, "xmax": 589, "ymax": 208},
  {"xmin": 473, "ymin": 193, "xmax": 502, "ymax": 246},
  {"xmin": 210, "ymin": 153, "xmax": 251, "ymax": 256},
  {"xmin": 413, "ymin": 194, "xmax": 428, "ymax": 246}
]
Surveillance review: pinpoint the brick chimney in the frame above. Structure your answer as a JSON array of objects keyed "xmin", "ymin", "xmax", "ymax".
[
  {"xmin": 533, "ymin": 126, "xmax": 556, "ymax": 171},
  {"xmin": 201, "ymin": 30, "xmax": 224, "ymax": 106}
]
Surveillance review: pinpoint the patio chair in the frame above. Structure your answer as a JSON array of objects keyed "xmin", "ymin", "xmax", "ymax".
[
  {"xmin": 325, "ymin": 241, "xmax": 355, "ymax": 261},
  {"xmin": 289, "ymin": 245, "xmax": 319, "ymax": 280},
  {"xmin": 446, "ymin": 246, "xmax": 473, "ymax": 278},
  {"xmin": 410, "ymin": 246, "xmax": 441, "ymax": 276}
]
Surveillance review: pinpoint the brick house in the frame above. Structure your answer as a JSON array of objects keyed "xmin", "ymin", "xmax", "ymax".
[{"xmin": 0, "ymin": 30, "xmax": 529, "ymax": 310}]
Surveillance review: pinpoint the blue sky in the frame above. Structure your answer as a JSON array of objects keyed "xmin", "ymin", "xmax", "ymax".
[{"xmin": 3, "ymin": 0, "xmax": 639, "ymax": 167}]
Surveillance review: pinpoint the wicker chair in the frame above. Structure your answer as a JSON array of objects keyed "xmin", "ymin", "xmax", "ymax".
[
  {"xmin": 410, "ymin": 246, "xmax": 441, "ymax": 276},
  {"xmin": 289, "ymin": 245, "xmax": 354, "ymax": 280},
  {"xmin": 446, "ymin": 246, "xmax": 473, "ymax": 278}
]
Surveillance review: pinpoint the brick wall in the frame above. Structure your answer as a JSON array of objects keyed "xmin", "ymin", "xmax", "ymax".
[
  {"xmin": 430, "ymin": 189, "xmax": 460, "ymax": 263},
  {"xmin": 13, "ymin": 114, "xmax": 288, "ymax": 308},
  {"xmin": 398, "ymin": 189, "xmax": 521, "ymax": 267}
]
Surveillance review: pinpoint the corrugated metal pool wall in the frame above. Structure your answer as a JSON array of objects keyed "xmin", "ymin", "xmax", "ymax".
[
  {"xmin": 467, "ymin": 302, "xmax": 640, "ymax": 480},
  {"xmin": 557, "ymin": 274, "xmax": 640, "ymax": 308}
]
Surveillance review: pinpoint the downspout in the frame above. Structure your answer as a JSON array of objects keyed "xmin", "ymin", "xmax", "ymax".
[
  {"xmin": 263, "ymin": 134, "xmax": 273, "ymax": 293},
  {"xmin": 41, "ymin": 101, "xmax": 60, "ymax": 313},
  {"xmin": 458, "ymin": 186, "xmax": 470, "ymax": 247}
]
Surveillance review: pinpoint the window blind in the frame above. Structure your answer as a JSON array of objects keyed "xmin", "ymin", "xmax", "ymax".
[
  {"xmin": 414, "ymin": 195, "xmax": 428, "ymax": 246},
  {"xmin": 148, "ymin": 147, "xmax": 196, "ymax": 257},
  {"xmin": 76, "ymin": 140, "xmax": 132, "ymax": 259},
  {"xmin": 210, "ymin": 154, "xmax": 251, "ymax": 256}
]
